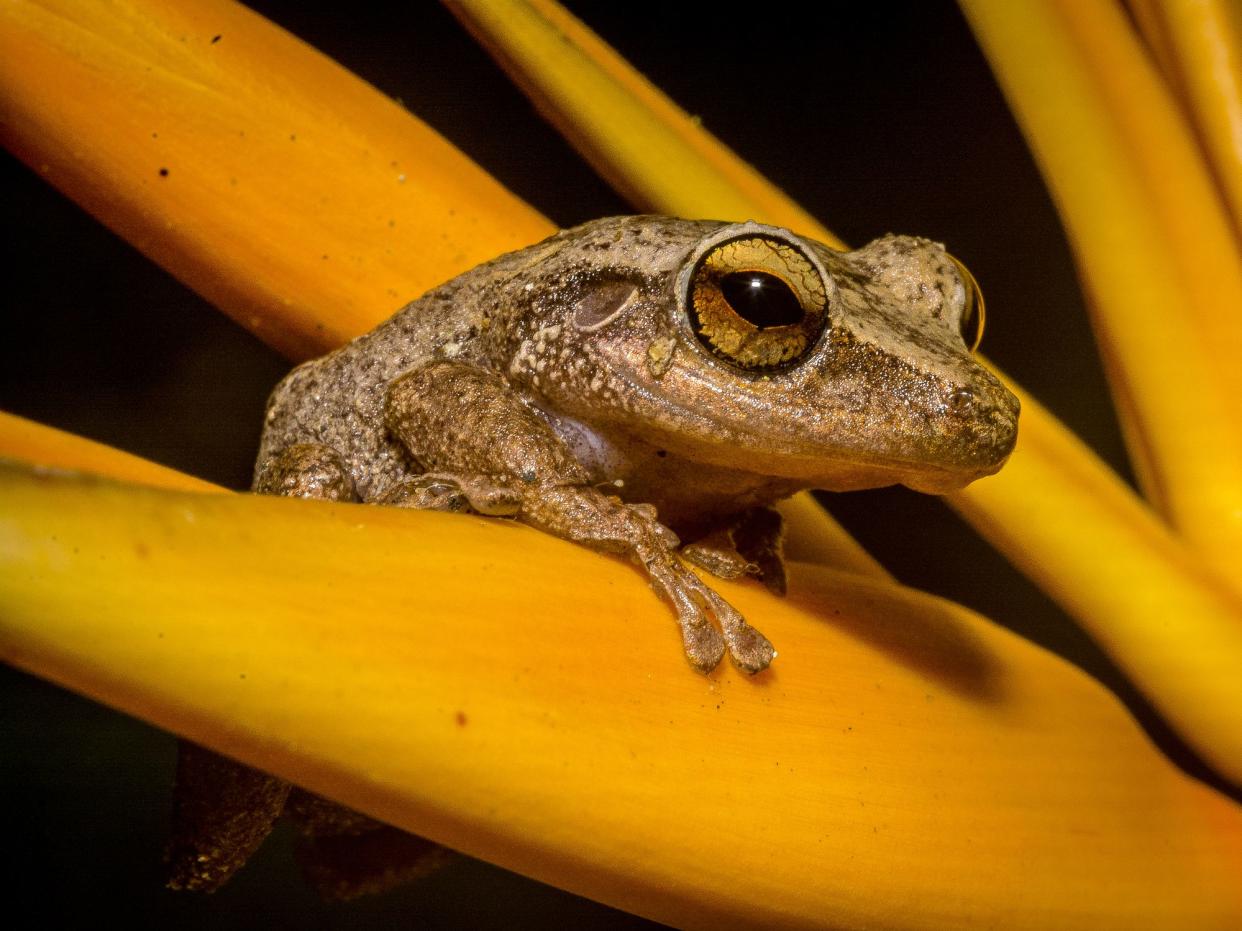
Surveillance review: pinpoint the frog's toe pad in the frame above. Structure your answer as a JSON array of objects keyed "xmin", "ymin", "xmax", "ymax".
[
  {"xmin": 670, "ymin": 566, "xmax": 775, "ymax": 675},
  {"xmin": 694, "ymin": 585, "xmax": 775, "ymax": 674},
  {"xmin": 722, "ymin": 621, "xmax": 776, "ymax": 674},
  {"xmin": 679, "ymin": 613, "xmax": 727, "ymax": 672}
]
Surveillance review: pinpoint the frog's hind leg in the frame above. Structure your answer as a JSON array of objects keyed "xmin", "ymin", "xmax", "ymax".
[
  {"xmin": 682, "ymin": 506, "xmax": 788, "ymax": 596},
  {"xmin": 167, "ymin": 443, "xmax": 357, "ymax": 892},
  {"xmin": 165, "ymin": 741, "xmax": 295, "ymax": 891},
  {"xmin": 284, "ymin": 790, "xmax": 454, "ymax": 900}
]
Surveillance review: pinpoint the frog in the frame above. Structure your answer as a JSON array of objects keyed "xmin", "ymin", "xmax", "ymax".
[{"xmin": 167, "ymin": 215, "xmax": 1019, "ymax": 895}]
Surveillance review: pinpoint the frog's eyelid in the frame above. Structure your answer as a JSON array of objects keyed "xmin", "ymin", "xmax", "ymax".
[{"xmin": 946, "ymin": 253, "xmax": 986, "ymax": 352}]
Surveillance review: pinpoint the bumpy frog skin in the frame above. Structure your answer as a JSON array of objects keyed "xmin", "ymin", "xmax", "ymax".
[{"xmin": 168, "ymin": 216, "xmax": 1019, "ymax": 893}]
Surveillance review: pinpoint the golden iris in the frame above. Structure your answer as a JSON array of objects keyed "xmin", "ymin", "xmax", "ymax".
[{"xmin": 687, "ymin": 236, "xmax": 828, "ymax": 371}]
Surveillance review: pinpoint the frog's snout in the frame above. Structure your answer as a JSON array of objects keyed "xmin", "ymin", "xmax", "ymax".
[
  {"xmin": 950, "ymin": 380, "xmax": 1021, "ymax": 473},
  {"xmin": 898, "ymin": 383, "xmax": 1018, "ymax": 494}
]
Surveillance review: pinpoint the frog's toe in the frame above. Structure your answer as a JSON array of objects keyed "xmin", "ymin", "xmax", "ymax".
[
  {"xmin": 643, "ymin": 552, "xmax": 725, "ymax": 671},
  {"xmin": 622, "ymin": 502, "xmax": 679, "ymax": 549},
  {"xmin": 679, "ymin": 613, "xmax": 727, "ymax": 673},
  {"xmin": 681, "ymin": 539, "xmax": 757, "ymax": 580},
  {"xmin": 722, "ymin": 618, "xmax": 776, "ymax": 674},
  {"xmin": 374, "ymin": 475, "xmax": 470, "ymax": 511},
  {"xmin": 435, "ymin": 473, "xmax": 522, "ymax": 516},
  {"xmin": 696, "ymin": 584, "xmax": 775, "ymax": 674},
  {"xmin": 377, "ymin": 472, "xmax": 523, "ymax": 516}
]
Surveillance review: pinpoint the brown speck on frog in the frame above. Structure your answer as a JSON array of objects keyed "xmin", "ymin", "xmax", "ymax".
[{"xmin": 168, "ymin": 215, "xmax": 1018, "ymax": 896}]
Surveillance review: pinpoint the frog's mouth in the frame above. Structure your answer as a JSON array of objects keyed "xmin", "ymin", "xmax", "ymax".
[
  {"xmin": 898, "ymin": 460, "xmax": 1008, "ymax": 494},
  {"xmin": 685, "ymin": 385, "xmax": 1021, "ymax": 494},
  {"xmin": 797, "ymin": 403, "xmax": 1018, "ymax": 493},
  {"xmin": 750, "ymin": 443, "xmax": 1013, "ymax": 495}
]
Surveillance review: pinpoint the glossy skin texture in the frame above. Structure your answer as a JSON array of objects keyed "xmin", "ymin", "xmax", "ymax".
[
  {"xmin": 168, "ymin": 217, "xmax": 1018, "ymax": 893},
  {"xmin": 259, "ymin": 215, "xmax": 1018, "ymax": 672}
]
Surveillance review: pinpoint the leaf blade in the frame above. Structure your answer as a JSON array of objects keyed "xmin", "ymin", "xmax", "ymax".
[{"xmin": 3, "ymin": 462, "xmax": 1241, "ymax": 929}]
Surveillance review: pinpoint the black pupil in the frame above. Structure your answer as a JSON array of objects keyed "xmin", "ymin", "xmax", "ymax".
[{"xmin": 719, "ymin": 271, "xmax": 803, "ymax": 328}]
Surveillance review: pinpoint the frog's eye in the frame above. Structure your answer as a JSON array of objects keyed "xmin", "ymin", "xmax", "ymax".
[
  {"xmin": 947, "ymin": 253, "xmax": 985, "ymax": 353},
  {"xmin": 686, "ymin": 235, "xmax": 828, "ymax": 371}
]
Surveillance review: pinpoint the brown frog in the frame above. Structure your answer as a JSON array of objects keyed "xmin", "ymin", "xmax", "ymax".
[{"xmin": 168, "ymin": 215, "xmax": 1019, "ymax": 894}]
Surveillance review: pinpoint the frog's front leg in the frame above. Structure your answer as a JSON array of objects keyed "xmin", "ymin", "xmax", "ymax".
[{"xmin": 385, "ymin": 361, "xmax": 776, "ymax": 674}]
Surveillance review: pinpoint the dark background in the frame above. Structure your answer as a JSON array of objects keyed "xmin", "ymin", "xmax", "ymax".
[{"xmin": 0, "ymin": 2, "xmax": 1209, "ymax": 927}]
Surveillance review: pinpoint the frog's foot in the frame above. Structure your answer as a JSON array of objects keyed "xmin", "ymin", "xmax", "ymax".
[
  {"xmin": 732, "ymin": 506, "xmax": 788, "ymax": 596},
  {"xmin": 285, "ymin": 787, "xmax": 386, "ymax": 835},
  {"xmin": 522, "ymin": 485, "xmax": 775, "ymax": 674},
  {"xmin": 682, "ymin": 507, "xmax": 787, "ymax": 596}
]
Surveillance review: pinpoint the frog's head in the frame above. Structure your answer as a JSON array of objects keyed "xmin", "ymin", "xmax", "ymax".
[{"xmin": 535, "ymin": 218, "xmax": 1020, "ymax": 494}]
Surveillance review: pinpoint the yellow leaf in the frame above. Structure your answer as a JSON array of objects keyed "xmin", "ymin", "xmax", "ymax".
[
  {"xmin": 952, "ymin": 385, "xmax": 1242, "ymax": 784},
  {"xmin": 1129, "ymin": 0, "xmax": 1242, "ymax": 241},
  {"xmin": 962, "ymin": 0, "xmax": 1242, "ymax": 583},
  {"xmin": 3, "ymin": 461, "xmax": 1241, "ymax": 929},
  {"xmin": 0, "ymin": 0, "xmax": 550, "ymax": 359}
]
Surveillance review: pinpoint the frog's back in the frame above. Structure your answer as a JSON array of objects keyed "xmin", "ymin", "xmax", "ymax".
[{"xmin": 256, "ymin": 216, "xmax": 729, "ymax": 499}]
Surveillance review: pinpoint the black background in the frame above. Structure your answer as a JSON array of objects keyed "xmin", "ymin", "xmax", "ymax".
[{"xmin": 0, "ymin": 2, "xmax": 1212, "ymax": 927}]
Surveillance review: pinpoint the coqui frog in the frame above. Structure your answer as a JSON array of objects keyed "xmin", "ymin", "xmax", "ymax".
[{"xmin": 168, "ymin": 215, "xmax": 1019, "ymax": 893}]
